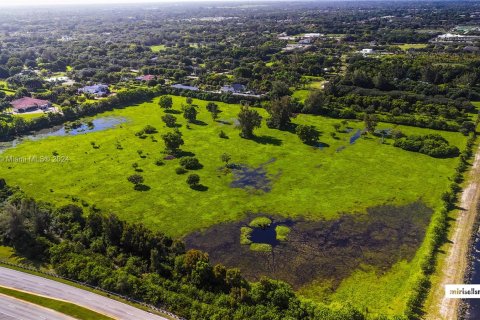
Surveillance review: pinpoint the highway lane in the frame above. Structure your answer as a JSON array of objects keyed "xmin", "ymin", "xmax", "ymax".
[
  {"xmin": 0, "ymin": 293, "xmax": 75, "ymax": 320},
  {"xmin": 0, "ymin": 267, "xmax": 168, "ymax": 320}
]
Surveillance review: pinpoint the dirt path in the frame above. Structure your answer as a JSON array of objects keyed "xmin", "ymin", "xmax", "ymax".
[{"xmin": 430, "ymin": 144, "xmax": 480, "ymax": 320}]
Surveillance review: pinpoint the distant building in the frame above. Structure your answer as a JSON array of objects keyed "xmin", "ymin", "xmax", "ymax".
[
  {"xmin": 11, "ymin": 97, "xmax": 51, "ymax": 113},
  {"xmin": 283, "ymin": 43, "xmax": 311, "ymax": 52},
  {"xmin": 78, "ymin": 84, "xmax": 109, "ymax": 97},
  {"xmin": 360, "ymin": 48, "xmax": 375, "ymax": 56},
  {"xmin": 171, "ymin": 84, "xmax": 199, "ymax": 91},
  {"xmin": 135, "ymin": 75, "xmax": 156, "ymax": 82},
  {"xmin": 433, "ymin": 33, "xmax": 480, "ymax": 43},
  {"xmin": 299, "ymin": 38, "xmax": 313, "ymax": 44},
  {"xmin": 303, "ymin": 33, "xmax": 322, "ymax": 38},
  {"xmin": 220, "ymin": 83, "xmax": 246, "ymax": 93},
  {"xmin": 45, "ymin": 76, "xmax": 70, "ymax": 83}
]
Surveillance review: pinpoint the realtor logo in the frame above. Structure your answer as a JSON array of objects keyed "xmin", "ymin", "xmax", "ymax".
[{"xmin": 446, "ymin": 285, "xmax": 480, "ymax": 298}]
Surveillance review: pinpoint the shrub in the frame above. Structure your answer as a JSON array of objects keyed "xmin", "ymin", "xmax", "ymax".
[
  {"xmin": 240, "ymin": 227, "xmax": 253, "ymax": 245},
  {"xmin": 296, "ymin": 124, "xmax": 320, "ymax": 145},
  {"xmin": 249, "ymin": 217, "xmax": 272, "ymax": 229},
  {"xmin": 219, "ymin": 130, "xmax": 228, "ymax": 139},
  {"xmin": 275, "ymin": 225, "xmax": 291, "ymax": 241},
  {"xmin": 179, "ymin": 157, "xmax": 202, "ymax": 170},
  {"xmin": 127, "ymin": 174, "xmax": 144, "ymax": 185},
  {"xmin": 143, "ymin": 125, "xmax": 157, "ymax": 134},
  {"xmin": 175, "ymin": 167, "xmax": 187, "ymax": 175},
  {"xmin": 186, "ymin": 174, "xmax": 200, "ymax": 187},
  {"xmin": 155, "ymin": 159, "xmax": 165, "ymax": 166}
]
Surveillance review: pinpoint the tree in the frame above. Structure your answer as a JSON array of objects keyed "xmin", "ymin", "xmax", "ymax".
[
  {"xmin": 364, "ymin": 114, "xmax": 378, "ymax": 134},
  {"xmin": 161, "ymin": 114, "xmax": 177, "ymax": 128},
  {"xmin": 460, "ymin": 121, "xmax": 476, "ymax": 136},
  {"xmin": 14, "ymin": 87, "xmax": 30, "ymax": 99},
  {"xmin": 296, "ymin": 125, "xmax": 320, "ymax": 145},
  {"xmin": 221, "ymin": 153, "xmax": 231, "ymax": 166},
  {"xmin": 270, "ymin": 81, "xmax": 291, "ymax": 99},
  {"xmin": 162, "ymin": 130, "xmax": 184, "ymax": 154},
  {"xmin": 183, "ymin": 105, "xmax": 197, "ymax": 123},
  {"xmin": 303, "ymin": 90, "xmax": 325, "ymax": 114},
  {"xmin": 206, "ymin": 102, "xmax": 220, "ymax": 121},
  {"xmin": 127, "ymin": 174, "xmax": 144, "ymax": 187},
  {"xmin": 266, "ymin": 96, "xmax": 293, "ymax": 130},
  {"xmin": 237, "ymin": 106, "xmax": 262, "ymax": 138},
  {"xmin": 186, "ymin": 174, "xmax": 200, "ymax": 188},
  {"xmin": 186, "ymin": 97, "xmax": 193, "ymax": 105},
  {"xmin": 333, "ymin": 123, "xmax": 341, "ymax": 132},
  {"xmin": 180, "ymin": 157, "xmax": 201, "ymax": 169},
  {"xmin": 158, "ymin": 95, "xmax": 173, "ymax": 109}
]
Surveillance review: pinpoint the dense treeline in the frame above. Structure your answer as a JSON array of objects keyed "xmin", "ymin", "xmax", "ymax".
[
  {"xmin": 0, "ymin": 185, "xmax": 365, "ymax": 320},
  {"xmin": 303, "ymin": 82, "xmax": 477, "ymax": 132},
  {"xmin": 393, "ymin": 134, "xmax": 460, "ymax": 158}
]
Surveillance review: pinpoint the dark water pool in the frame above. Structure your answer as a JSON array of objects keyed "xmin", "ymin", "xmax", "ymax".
[
  {"xmin": 349, "ymin": 129, "xmax": 363, "ymax": 144},
  {"xmin": 248, "ymin": 220, "xmax": 295, "ymax": 246},
  {"xmin": 250, "ymin": 225, "xmax": 279, "ymax": 246},
  {"xmin": 34, "ymin": 116, "xmax": 126, "ymax": 138},
  {"xmin": 0, "ymin": 116, "xmax": 126, "ymax": 153},
  {"xmin": 230, "ymin": 158, "xmax": 279, "ymax": 192}
]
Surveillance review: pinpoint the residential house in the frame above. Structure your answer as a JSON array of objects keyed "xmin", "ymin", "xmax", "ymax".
[
  {"xmin": 78, "ymin": 84, "xmax": 110, "ymax": 97},
  {"xmin": 171, "ymin": 84, "xmax": 199, "ymax": 91},
  {"xmin": 220, "ymin": 83, "xmax": 246, "ymax": 93},
  {"xmin": 11, "ymin": 97, "xmax": 51, "ymax": 113}
]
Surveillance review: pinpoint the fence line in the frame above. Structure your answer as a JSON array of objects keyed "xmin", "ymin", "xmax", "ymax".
[{"xmin": 0, "ymin": 259, "xmax": 184, "ymax": 320}]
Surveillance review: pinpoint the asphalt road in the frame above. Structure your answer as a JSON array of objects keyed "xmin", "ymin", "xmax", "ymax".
[
  {"xmin": 0, "ymin": 267, "xmax": 168, "ymax": 320},
  {"xmin": 0, "ymin": 293, "xmax": 75, "ymax": 320}
]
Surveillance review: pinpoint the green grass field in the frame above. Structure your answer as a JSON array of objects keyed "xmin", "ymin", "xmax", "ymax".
[
  {"xmin": 15, "ymin": 113, "xmax": 45, "ymax": 120},
  {"xmin": 0, "ymin": 246, "xmax": 25, "ymax": 264},
  {"xmin": 397, "ymin": 43, "xmax": 429, "ymax": 51},
  {"xmin": 0, "ymin": 96, "xmax": 465, "ymax": 238},
  {"xmin": 0, "ymin": 286, "xmax": 113, "ymax": 320},
  {"xmin": 0, "ymin": 80, "xmax": 15, "ymax": 96}
]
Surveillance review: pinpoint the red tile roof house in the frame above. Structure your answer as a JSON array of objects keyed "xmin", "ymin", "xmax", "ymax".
[{"xmin": 10, "ymin": 97, "xmax": 52, "ymax": 113}]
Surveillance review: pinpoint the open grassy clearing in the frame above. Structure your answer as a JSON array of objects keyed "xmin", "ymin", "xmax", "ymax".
[
  {"xmin": 0, "ymin": 246, "xmax": 26, "ymax": 264},
  {"xmin": 0, "ymin": 286, "xmax": 114, "ymax": 320},
  {"xmin": 14, "ymin": 113, "xmax": 46, "ymax": 120},
  {"xmin": 397, "ymin": 43, "xmax": 429, "ymax": 50},
  {"xmin": 0, "ymin": 96, "xmax": 466, "ymax": 238},
  {"xmin": 292, "ymin": 89, "xmax": 309, "ymax": 102},
  {"xmin": 150, "ymin": 45, "xmax": 166, "ymax": 52},
  {"xmin": 0, "ymin": 80, "xmax": 15, "ymax": 96}
]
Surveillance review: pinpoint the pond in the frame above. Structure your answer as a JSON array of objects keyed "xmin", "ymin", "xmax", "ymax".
[
  {"xmin": 0, "ymin": 116, "xmax": 126, "ymax": 153},
  {"xmin": 349, "ymin": 129, "xmax": 364, "ymax": 144},
  {"xmin": 248, "ymin": 220, "xmax": 295, "ymax": 246},
  {"xmin": 185, "ymin": 202, "xmax": 433, "ymax": 288}
]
